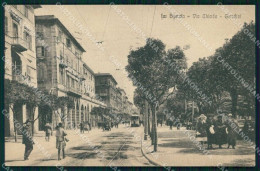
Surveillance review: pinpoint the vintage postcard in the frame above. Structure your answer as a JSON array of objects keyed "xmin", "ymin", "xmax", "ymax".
[{"xmin": 3, "ymin": 3, "xmax": 256, "ymax": 168}]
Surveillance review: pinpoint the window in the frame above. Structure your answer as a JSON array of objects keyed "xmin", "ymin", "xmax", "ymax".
[
  {"xmin": 70, "ymin": 59, "xmax": 73, "ymax": 68},
  {"xmin": 38, "ymin": 64, "xmax": 46, "ymax": 81},
  {"xmin": 66, "ymin": 75, "xmax": 69, "ymax": 87},
  {"xmin": 59, "ymin": 68, "xmax": 64, "ymax": 84},
  {"xmin": 12, "ymin": 23, "xmax": 18, "ymax": 37},
  {"xmin": 24, "ymin": 6, "xmax": 28, "ymax": 18},
  {"xmin": 36, "ymin": 32, "xmax": 43, "ymax": 40},
  {"xmin": 58, "ymin": 30, "xmax": 62, "ymax": 42},
  {"xmin": 75, "ymin": 80, "xmax": 78, "ymax": 89},
  {"xmin": 60, "ymin": 50, "xmax": 63, "ymax": 59},
  {"xmin": 36, "ymin": 46, "xmax": 44, "ymax": 57},
  {"xmin": 23, "ymin": 31, "xmax": 32, "ymax": 50},
  {"xmin": 26, "ymin": 66, "xmax": 32, "ymax": 80},
  {"xmin": 66, "ymin": 38, "xmax": 71, "ymax": 48},
  {"xmin": 5, "ymin": 17, "xmax": 8, "ymax": 33},
  {"xmin": 72, "ymin": 79, "xmax": 75, "ymax": 88}
]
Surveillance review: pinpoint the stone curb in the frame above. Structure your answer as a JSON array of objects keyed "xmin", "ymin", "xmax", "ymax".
[{"xmin": 140, "ymin": 138, "xmax": 161, "ymax": 166}]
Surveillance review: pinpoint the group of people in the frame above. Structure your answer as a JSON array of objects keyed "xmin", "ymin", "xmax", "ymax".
[
  {"xmin": 196, "ymin": 113, "xmax": 239, "ymax": 149},
  {"xmin": 79, "ymin": 121, "xmax": 91, "ymax": 133},
  {"xmin": 22, "ymin": 121, "xmax": 68, "ymax": 161}
]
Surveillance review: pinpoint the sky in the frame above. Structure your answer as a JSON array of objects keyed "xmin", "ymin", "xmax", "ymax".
[{"xmin": 35, "ymin": 5, "xmax": 255, "ymax": 103}]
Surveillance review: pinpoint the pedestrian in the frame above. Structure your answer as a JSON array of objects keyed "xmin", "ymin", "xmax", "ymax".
[
  {"xmin": 196, "ymin": 114, "xmax": 207, "ymax": 145},
  {"xmin": 205, "ymin": 114, "xmax": 215, "ymax": 149},
  {"xmin": 176, "ymin": 117, "xmax": 181, "ymax": 130},
  {"xmin": 226, "ymin": 114, "xmax": 238, "ymax": 149},
  {"xmin": 214, "ymin": 115, "xmax": 227, "ymax": 149},
  {"xmin": 169, "ymin": 119, "xmax": 173, "ymax": 130},
  {"xmin": 88, "ymin": 121, "xmax": 91, "ymax": 131},
  {"xmin": 22, "ymin": 121, "xmax": 34, "ymax": 160},
  {"xmin": 45, "ymin": 123, "xmax": 52, "ymax": 142},
  {"xmin": 56, "ymin": 122, "xmax": 67, "ymax": 160},
  {"xmin": 79, "ymin": 122, "xmax": 84, "ymax": 133}
]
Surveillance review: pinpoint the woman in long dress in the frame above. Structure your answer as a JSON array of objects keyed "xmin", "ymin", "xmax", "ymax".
[
  {"xmin": 205, "ymin": 114, "xmax": 215, "ymax": 149},
  {"xmin": 226, "ymin": 114, "xmax": 239, "ymax": 149},
  {"xmin": 214, "ymin": 115, "xmax": 227, "ymax": 149}
]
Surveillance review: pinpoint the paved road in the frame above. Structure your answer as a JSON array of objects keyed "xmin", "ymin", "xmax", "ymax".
[{"xmin": 5, "ymin": 125, "xmax": 152, "ymax": 167}]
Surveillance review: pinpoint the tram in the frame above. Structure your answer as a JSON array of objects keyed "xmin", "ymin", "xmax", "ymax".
[{"xmin": 130, "ymin": 114, "xmax": 140, "ymax": 127}]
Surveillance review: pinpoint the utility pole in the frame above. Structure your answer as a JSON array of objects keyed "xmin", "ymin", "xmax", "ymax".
[
  {"xmin": 192, "ymin": 101, "xmax": 194, "ymax": 123},
  {"xmin": 144, "ymin": 100, "xmax": 148, "ymax": 140}
]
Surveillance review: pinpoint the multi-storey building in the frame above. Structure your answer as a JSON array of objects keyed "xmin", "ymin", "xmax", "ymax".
[
  {"xmin": 127, "ymin": 101, "xmax": 134, "ymax": 115},
  {"xmin": 35, "ymin": 15, "xmax": 105, "ymax": 129},
  {"xmin": 115, "ymin": 88, "xmax": 122, "ymax": 112},
  {"xmin": 118, "ymin": 88, "xmax": 127, "ymax": 114},
  {"xmin": 95, "ymin": 73, "xmax": 120, "ymax": 113},
  {"xmin": 4, "ymin": 5, "xmax": 41, "ymax": 136}
]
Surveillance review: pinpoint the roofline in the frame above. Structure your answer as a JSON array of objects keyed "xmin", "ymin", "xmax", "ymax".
[
  {"xmin": 31, "ymin": 5, "xmax": 41, "ymax": 9},
  {"xmin": 83, "ymin": 63, "xmax": 94, "ymax": 75},
  {"xmin": 35, "ymin": 15, "xmax": 86, "ymax": 52},
  {"xmin": 118, "ymin": 88, "xmax": 126, "ymax": 94},
  {"xmin": 95, "ymin": 73, "xmax": 117, "ymax": 85}
]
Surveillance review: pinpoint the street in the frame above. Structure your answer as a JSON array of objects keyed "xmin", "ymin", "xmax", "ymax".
[
  {"xmin": 5, "ymin": 125, "xmax": 152, "ymax": 166},
  {"xmin": 5, "ymin": 124, "xmax": 255, "ymax": 167}
]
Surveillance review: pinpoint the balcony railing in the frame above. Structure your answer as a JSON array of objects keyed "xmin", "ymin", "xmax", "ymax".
[
  {"xmin": 59, "ymin": 58, "xmax": 68, "ymax": 68},
  {"xmin": 11, "ymin": 37, "xmax": 29, "ymax": 52},
  {"xmin": 66, "ymin": 87, "xmax": 82, "ymax": 97}
]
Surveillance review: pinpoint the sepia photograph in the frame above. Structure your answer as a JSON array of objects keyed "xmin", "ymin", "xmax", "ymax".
[{"xmin": 2, "ymin": 3, "xmax": 257, "ymax": 168}]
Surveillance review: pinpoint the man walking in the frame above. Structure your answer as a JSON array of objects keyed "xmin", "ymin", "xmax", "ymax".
[
  {"xmin": 169, "ymin": 118, "xmax": 173, "ymax": 130},
  {"xmin": 22, "ymin": 121, "xmax": 34, "ymax": 160},
  {"xmin": 45, "ymin": 123, "xmax": 52, "ymax": 142},
  {"xmin": 56, "ymin": 122, "xmax": 67, "ymax": 160},
  {"xmin": 79, "ymin": 122, "xmax": 84, "ymax": 133}
]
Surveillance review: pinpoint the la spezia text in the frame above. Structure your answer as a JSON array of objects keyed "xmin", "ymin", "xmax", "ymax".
[{"xmin": 161, "ymin": 13, "xmax": 242, "ymax": 19}]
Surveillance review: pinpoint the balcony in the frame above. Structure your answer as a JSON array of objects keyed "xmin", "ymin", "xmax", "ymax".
[
  {"xmin": 59, "ymin": 58, "xmax": 68, "ymax": 68},
  {"xmin": 12, "ymin": 74, "xmax": 28, "ymax": 84},
  {"xmin": 66, "ymin": 87, "xmax": 82, "ymax": 97},
  {"xmin": 79, "ymin": 74, "xmax": 86, "ymax": 81},
  {"xmin": 11, "ymin": 37, "xmax": 29, "ymax": 52}
]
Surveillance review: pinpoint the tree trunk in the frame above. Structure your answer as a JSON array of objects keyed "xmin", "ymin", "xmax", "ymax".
[
  {"xmin": 151, "ymin": 104, "xmax": 158, "ymax": 152},
  {"xmin": 151, "ymin": 118, "xmax": 154, "ymax": 145},
  {"xmin": 230, "ymin": 89, "xmax": 238, "ymax": 117},
  {"xmin": 148, "ymin": 105, "xmax": 151, "ymax": 137},
  {"xmin": 31, "ymin": 106, "xmax": 36, "ymax": 136},
  {"xmin": 10, "ymin": 106, "xmax": 17, "ymax": 142}
]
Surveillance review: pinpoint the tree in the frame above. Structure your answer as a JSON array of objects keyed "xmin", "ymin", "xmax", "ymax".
[
  {"xmin": 48, "ymin": 95, "xmax": 74, "ymax": 127},
  {"xmin": 126, "ymin": 38, "xmax": 187, "ymax": 151},
  {"xmin": 134, "ymin": 88, "xmax": 151, "ymax": 137},
  {"xmin": 211, "ymin": 22, "xmax": 255, "ymax": 117},
  {"xmin": 4, "ymin": 79, "xmax": 51, "ymax": 138},
  {"xmin": 178, "ymin": 57, "xmax": 225, "ymax": 115},
  {"xmin": 5, "ymin": 79, "xmax": 30, "ymax": 141}
]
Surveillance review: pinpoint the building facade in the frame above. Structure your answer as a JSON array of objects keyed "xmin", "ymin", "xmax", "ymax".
[
  {"xmin": 35, "ymin": 15, "xmax": 105, "ymax": 129},
  {"xmin": 95, "ymin": 73, "xmax": 118, "ymax": 113},
  {"xmin": 4, "ymin": 5, "xmax": 41, "ymax": 136}
]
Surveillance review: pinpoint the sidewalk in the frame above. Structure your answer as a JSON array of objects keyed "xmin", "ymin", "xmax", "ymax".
[
  {"xmin": 4, "ymin": 128, "xmax": 104, "ymax": 166},
  {"xmin": 141, "ymin": 126, "xmax": 255, "ymax": 166}
]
